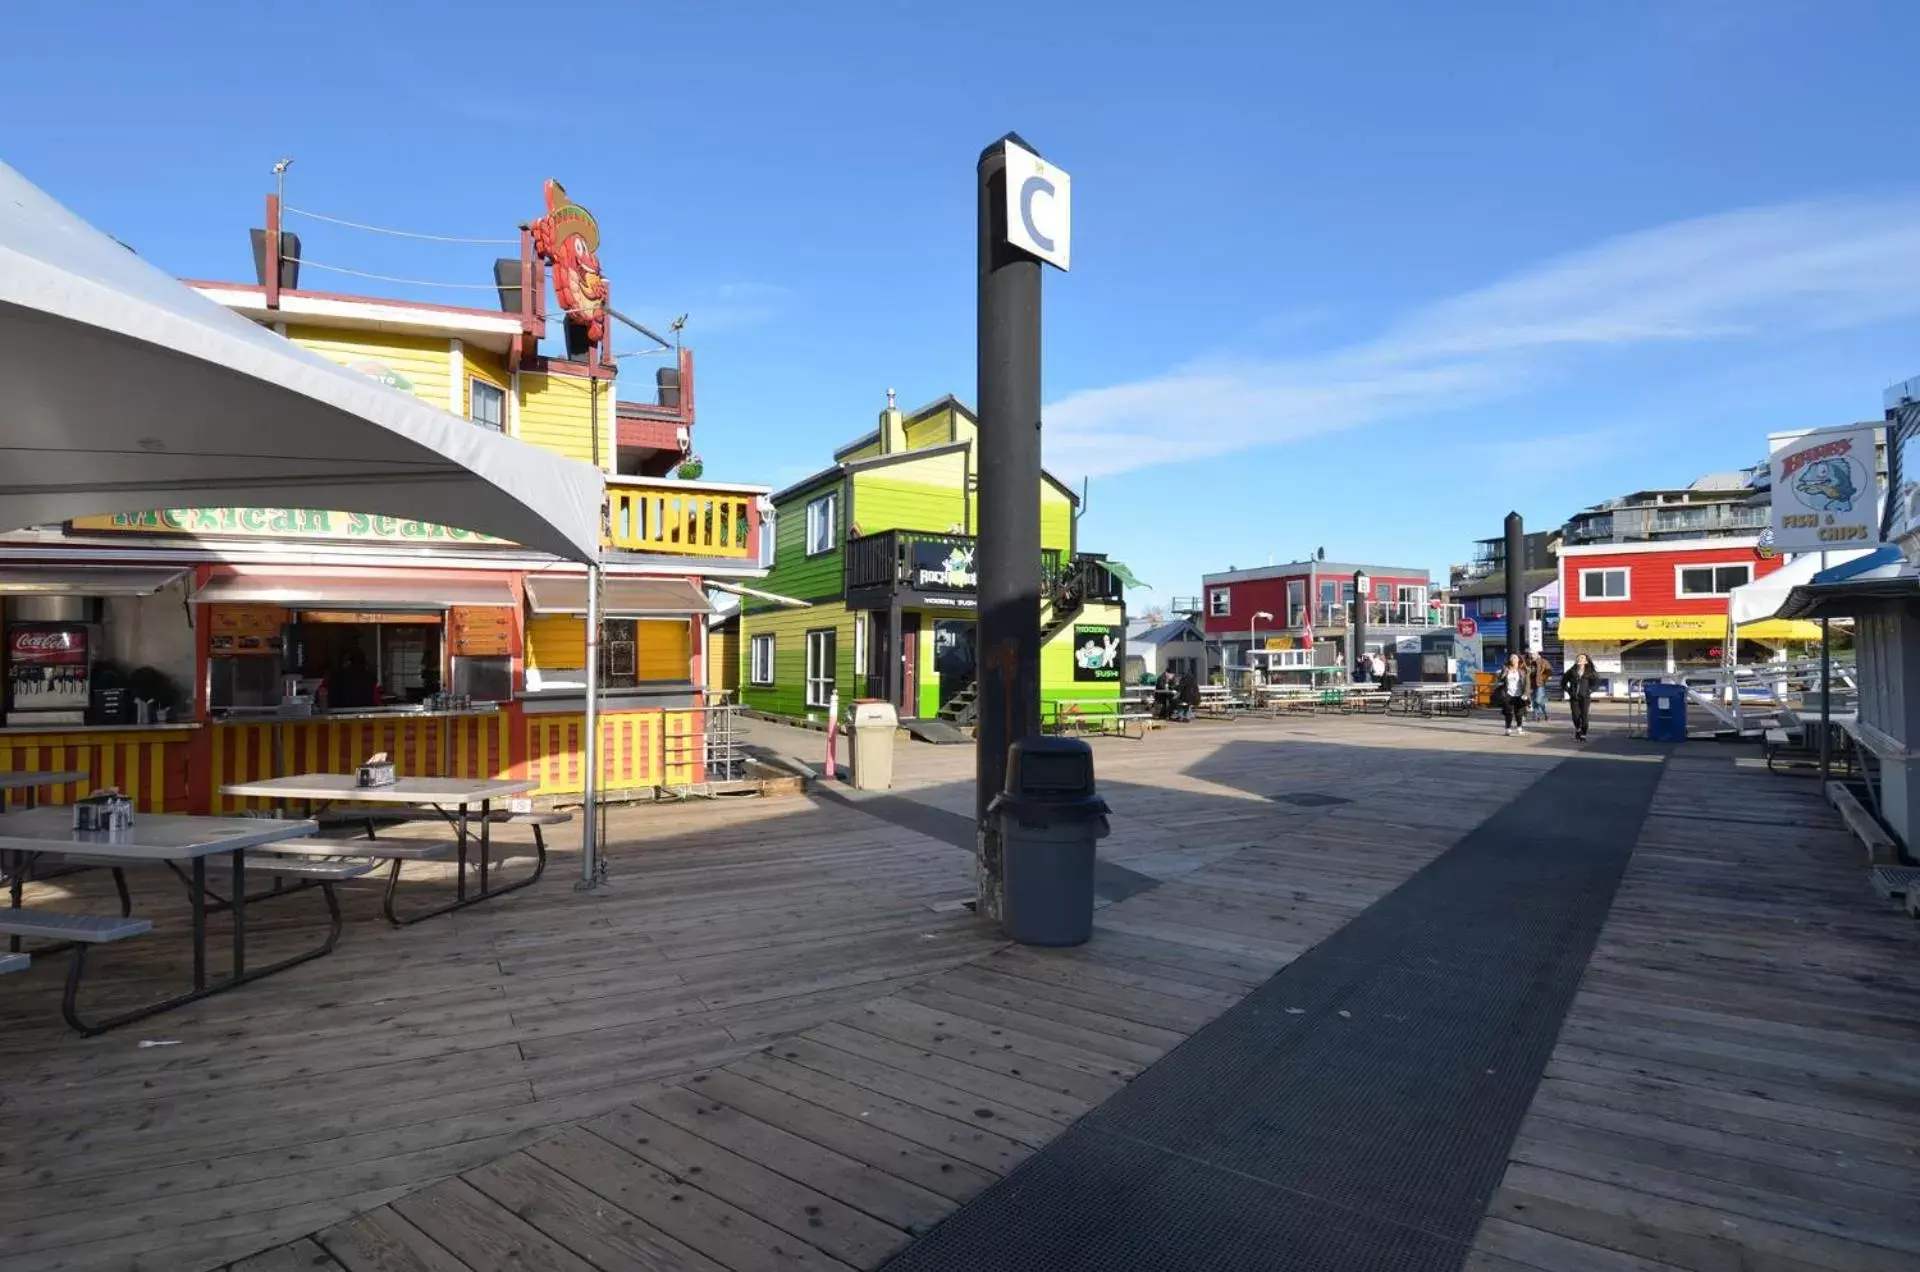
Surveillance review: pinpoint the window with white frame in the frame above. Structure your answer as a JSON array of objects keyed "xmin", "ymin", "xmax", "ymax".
[
  {"xmin": 1580, "ymin": 567, "xmax": 1630, "ymax": 600},
  {"xmin": 804, "ymin": 628, "xmax": 837, "ymax": 708},
  {"xmin": 749, "ymin": 634, "xmax": 775, "ymax": 685},
  {"xmin": 1286, "ymin": 579, "xmax": 1305, "ymax": 627},
  {"xmin": 1208, "ymin": 589, "xmax": 1231, "ymax": 617},
  {"xmin": 1676, "ymin": 563, "xmax": 1752, "ymax": 597},
  {"xmin": 470, "ymin": 379, "xmax": 505, "ymax": 432},
  {"xmin": 805, "ymin": 491, "xmax": 839, "ymax": 556},
  {"xmin": 1479, "ymin": 597, "xmax": 1507, "ymax": 619}
]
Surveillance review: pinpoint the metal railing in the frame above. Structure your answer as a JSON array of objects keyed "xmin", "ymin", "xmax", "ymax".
[
  {"xmin": 605, "ymin": 477, "xmax": 761, "ymax": 559},
  {"xmin": 843, "ymin": 529, "xmax": 1070, "ymax": 594},
  {"xmin": 1313, "ymin": 601, "xmax": 1463, "ymax": 628}
]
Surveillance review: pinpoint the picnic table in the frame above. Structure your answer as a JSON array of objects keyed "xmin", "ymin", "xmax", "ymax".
[
  {"xmin": 0, "ymin": 807, "xmax": 343, "ymax": 1035},
  {"xmin": 0, "ymin": 769, "xmax": 86, "ymax": 811},
  {"xmin": 1049, "ymin": 700, "xmax": 1150, "ymax": 740},
  {"xmin": 218, "ymin": 774, "xmax": 546, "ymax": 925},
  {"xmin": 1393, "ymin": 683, "xmax": 1472, "ymax": 717},
  {"xmin": 1, "ymin": 769, "xmax": 89, "ymax": 887}
]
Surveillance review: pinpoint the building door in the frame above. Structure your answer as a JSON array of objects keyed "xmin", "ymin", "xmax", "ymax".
[
  {"xmin": 899, "ymin": 613, "xmax": 921, "ymax": 716},
  {"xmin": 933, "ymin": 619, "xmax": 976, "ymax": 713}
]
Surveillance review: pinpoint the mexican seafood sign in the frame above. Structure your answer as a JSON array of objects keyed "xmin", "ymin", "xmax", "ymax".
[{"xmin": 1768, "ymin": 425, "xmax": 1882, "ymax": 552}]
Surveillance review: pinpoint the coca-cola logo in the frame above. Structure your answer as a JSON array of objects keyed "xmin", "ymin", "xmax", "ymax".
[{"xmin": 13, "ymin": 632, "xmax": 76, "ymax": 651}]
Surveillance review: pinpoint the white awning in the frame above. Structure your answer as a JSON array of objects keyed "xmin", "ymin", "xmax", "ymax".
[
  {"xmin": 0, "ymin": 162, "xmax": 604, "ymax": 562},
  {"xmin": 1728, "ymin": 550, "xmax": 1873, "ymax": 626},
  {"xmin": 193, "ymin": 574, "xmax": 514, "ymax": 609},
  {"xmin": 525, "ymin": 576, "xmax": 710, "ymax": 617},
  {"xmin": 0, "ymin": 566, "xmax": 187, "ymax": 596}
]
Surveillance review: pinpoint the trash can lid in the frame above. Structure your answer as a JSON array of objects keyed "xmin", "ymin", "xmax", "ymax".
[{"xmin": 988, "ymin": 789, "xmax": 1111, "ymax": 824}]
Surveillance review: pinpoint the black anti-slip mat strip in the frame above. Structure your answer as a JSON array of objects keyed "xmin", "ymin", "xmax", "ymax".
[{"xmin": 882, "ymin": 744, "xmax": 1669, "ymax": 1272}]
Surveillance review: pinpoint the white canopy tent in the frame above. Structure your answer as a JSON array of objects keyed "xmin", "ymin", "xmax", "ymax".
[
  {"xmin": 0, "ymin": 161, "xmax": 613, "ymax": 884},
  {"xmin": 1727, "ymin": 550, "xmax": 1871, "ymax": 629},
  {"xmin": 0, "ymin": 162, "xmax": 603, "ymax": 560}
]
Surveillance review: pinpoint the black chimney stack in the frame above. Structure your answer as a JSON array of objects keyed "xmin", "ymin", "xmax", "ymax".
[{"xmin": 1504, "ymin": 511, "xmax": 1526, "ymax": 657}]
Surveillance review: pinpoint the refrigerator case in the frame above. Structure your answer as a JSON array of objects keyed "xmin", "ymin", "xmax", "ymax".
[{"xmin": 5, "ymin": 624, "xmax": 91, "ymax": 725}]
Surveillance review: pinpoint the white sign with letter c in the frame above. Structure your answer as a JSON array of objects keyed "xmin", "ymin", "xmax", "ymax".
[{"xmin": 1004, "ymin": 140, "xmax": 1071, "ymax": 271}]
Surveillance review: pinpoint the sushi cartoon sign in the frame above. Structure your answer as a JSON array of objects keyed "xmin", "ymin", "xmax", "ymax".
[
  {"xmin": 1769, "ymin": 425, "xmax": 1881, "ymax": 552},
  {"xmin": 1072, "ymin": 624, "xmax": 1121, "ymax": 682}
]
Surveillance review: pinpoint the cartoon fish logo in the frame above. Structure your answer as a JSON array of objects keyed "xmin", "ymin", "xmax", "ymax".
[{"xmin": 1794, "ymin": 457, "xmax": 1858, "ymax": 512}]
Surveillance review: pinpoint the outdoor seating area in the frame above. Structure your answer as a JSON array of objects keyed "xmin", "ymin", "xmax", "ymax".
[{"xmin": 0, "ymin": 763, "xmax": 572, "ymax": 1038}]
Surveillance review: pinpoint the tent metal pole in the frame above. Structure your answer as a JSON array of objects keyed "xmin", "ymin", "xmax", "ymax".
[
  {"xmin": 579, "ymin": 559, "xmax": 602, "ymax": 890},
  {"xmin": 1818, "ymin": 615, "xmax": 1832, "ymax": 780}
]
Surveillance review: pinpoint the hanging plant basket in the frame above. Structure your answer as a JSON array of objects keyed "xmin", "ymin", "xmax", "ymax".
[{"xmin": 676, "ymin": 456, "xmax": 705, "ymax": 480}]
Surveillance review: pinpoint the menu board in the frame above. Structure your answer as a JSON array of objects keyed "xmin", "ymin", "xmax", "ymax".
[
  {"xmin": 208, "ymin": 605, "xmax": 287, "ymax": 656},
  {"xmin": 448, "ymin": 606, "xmax": 513, "ymax": 657}
]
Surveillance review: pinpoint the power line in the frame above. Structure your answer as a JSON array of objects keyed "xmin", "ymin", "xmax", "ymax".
[
  {"xmin": 283, "ymin": 206, "xmax": 517, "ymax": 245},
  {"xmin": 288, "ymin": 258, "xmax": 504, "ymax": 290}
]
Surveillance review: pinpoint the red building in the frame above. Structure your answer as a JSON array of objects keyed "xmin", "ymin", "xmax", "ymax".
[
  {"xmin": 1556, "ymin": 537, "xmax": 1823, "ymax": 690},
  {"xmin": 1197, "ymin": 558, "xmax": 1454, "ymax": 668}
]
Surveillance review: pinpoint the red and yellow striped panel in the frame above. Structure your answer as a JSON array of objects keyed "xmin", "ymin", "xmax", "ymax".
[
  {"xmin": 0, "ymin": 729, "xmax": 192, "ymax": 813},
  {"xmin": 209, "ymin": 713, "xmax": 512, "ymax": 814},
  {"xmin": 524, "ymin": 709, "xmax": 697, "ymax": 796}
]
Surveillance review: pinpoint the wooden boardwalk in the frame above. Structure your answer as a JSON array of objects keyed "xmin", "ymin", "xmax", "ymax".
[
  {"xmin": 3, "ymin": 710, "xmax": 1915, "ymax": 1271},
  {"xmin": 0, "ymin": 791, "xmax": 998, "ymax": 1271},
  {"xmin": 1467, "ymin": 747, "xmax": 1920, "ymax": 1272},
  {"xmin": 222, "ymin": 717, "xmax": 1559, "ymax": 1272}
]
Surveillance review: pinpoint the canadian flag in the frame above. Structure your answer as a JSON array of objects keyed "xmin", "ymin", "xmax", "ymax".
[{"xmin": 1301, "ymin": 623, "xmax": 1314, "ymax": 648}]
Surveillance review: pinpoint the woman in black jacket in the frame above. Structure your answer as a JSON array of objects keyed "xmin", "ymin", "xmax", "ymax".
[{"xmin": 1561, "ymin": 653, "xmax": 1599, "ymax": 741}]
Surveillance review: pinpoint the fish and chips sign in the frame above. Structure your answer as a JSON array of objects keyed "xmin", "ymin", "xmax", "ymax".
[
  {"xmin": 1768, "ymin": 425, "xmax": 1881, "ymax": 552},
  {"xmin": 70, "ymin": 508, "xmax": 512, "ymax": 546}
]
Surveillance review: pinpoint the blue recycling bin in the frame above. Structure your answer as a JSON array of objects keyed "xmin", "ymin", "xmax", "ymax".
[{"xmin": 1643, "ymin": 682, "xmax": 1688, "ymax": 742}]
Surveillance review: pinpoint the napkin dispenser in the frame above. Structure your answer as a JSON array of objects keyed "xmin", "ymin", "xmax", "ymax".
[
  {"xmin": 356, "ymin": 751, "xmax": 398, "ymax": 788},
  {"xmin": 74, "ymin": 788, "xmax": 135, "ymax": 833}
]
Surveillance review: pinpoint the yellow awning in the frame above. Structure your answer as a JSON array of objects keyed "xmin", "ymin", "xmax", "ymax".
[{"xmin": 1558, "ymin": 615, "xmax": 1823, "ymax": 643}]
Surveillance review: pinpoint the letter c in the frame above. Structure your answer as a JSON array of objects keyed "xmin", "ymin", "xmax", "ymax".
[{"xmin": 1020, "ymin": 176, "xmax": 1055, "ymax": 254}]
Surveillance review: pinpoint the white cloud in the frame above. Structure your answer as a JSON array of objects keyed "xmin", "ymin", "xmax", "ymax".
[{"xmin": 1046, "ymin": 195, "xmax": 1920, "ymax": 479}]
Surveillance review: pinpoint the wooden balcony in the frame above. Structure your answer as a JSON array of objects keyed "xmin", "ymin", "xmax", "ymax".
[{"xmin": 605, "ymin": 477, "xmax": 766, "ymax": 561}]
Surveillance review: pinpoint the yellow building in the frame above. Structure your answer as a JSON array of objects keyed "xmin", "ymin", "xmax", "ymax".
[{"xmin": 0, "ymin": 183, "xmax": 770, "ymax": 812}]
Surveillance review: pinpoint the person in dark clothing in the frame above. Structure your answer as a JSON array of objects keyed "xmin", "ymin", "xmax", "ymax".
[
  {"xmin": 325, "ymin": 647, "xmax": 377, "ymax": 710},
  {"xmin": 1561, "ymin": 652, "xmax": 1600, "ymax": 741},
  {"xmin": 1179, "ymin": 670, "xmax": 1201, "ymax": 721},
  {"xmin": 1496, "ymin": 653, "xmax": 1530, "ymax": 735}
]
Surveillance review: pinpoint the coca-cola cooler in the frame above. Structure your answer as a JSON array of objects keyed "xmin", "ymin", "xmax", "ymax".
[{"xmin": 4, "ymin": 597, "xmax": 95, "ymax": 727}]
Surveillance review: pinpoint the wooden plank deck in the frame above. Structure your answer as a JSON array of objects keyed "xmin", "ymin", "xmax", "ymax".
[
  {"xmin": 5, "ymin": 709, "xmax": 1914, "ymax": 1272},
  {"xmin": 0, "ymin": 790, "xmax": 997, "ymax": 1271},
  {"xmin": 1465, "ymin": 747, "xmax": 1920, "ymax": 1272},
  {"xmin": 215, "ymin": 715, "xmax": 1564, "ymax": 1272}
]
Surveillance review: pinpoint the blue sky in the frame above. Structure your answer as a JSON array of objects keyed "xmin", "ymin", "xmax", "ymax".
[{"xmin": 6, "ymin": 1, "xmax": 1920, "ymax": 603}]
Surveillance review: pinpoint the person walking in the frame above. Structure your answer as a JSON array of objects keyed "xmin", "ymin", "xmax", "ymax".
[
  {"xmin": 1377, "ymin": 650, "xmax": 1397, "ymax": 696},
  {"xmin": 1497, "ymin": 653, "xmax": 1530, "ymax": 735},
  {"xmin": 1530, "ymin": 652, "xmax": 1553, "ymax": 723},
  {"xmin": 1561, "ymin": 653, "xmax": 1599, "ymax": 741}
]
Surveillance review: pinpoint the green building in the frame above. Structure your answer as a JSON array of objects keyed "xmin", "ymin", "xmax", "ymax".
[{"xmin": 740, "ymin": 393, "xmax": 1127, "ymax": 729}]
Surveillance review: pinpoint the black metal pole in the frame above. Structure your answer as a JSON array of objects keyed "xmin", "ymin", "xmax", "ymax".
[
  {"xmin": 975, "ymin": 133, "xmax": 1044, "ymax": 924},
  {"xmin": 1504, "ymin": 512, "xmax": 1526, "ymax": 657},
  {"xmin": 1351, "ymin": 570, "xmax": 1368, "ymax": 682}
]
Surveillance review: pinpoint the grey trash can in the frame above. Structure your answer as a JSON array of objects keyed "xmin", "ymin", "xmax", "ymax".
[{"xmin": 990, "ymin": 736, "xmax": 1110, "ymax": 946}]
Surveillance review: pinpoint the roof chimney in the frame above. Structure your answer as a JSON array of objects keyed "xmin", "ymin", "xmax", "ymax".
[{"xmin": 879, "ymin": 388, "xmax": 907, "ymax": 454}]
